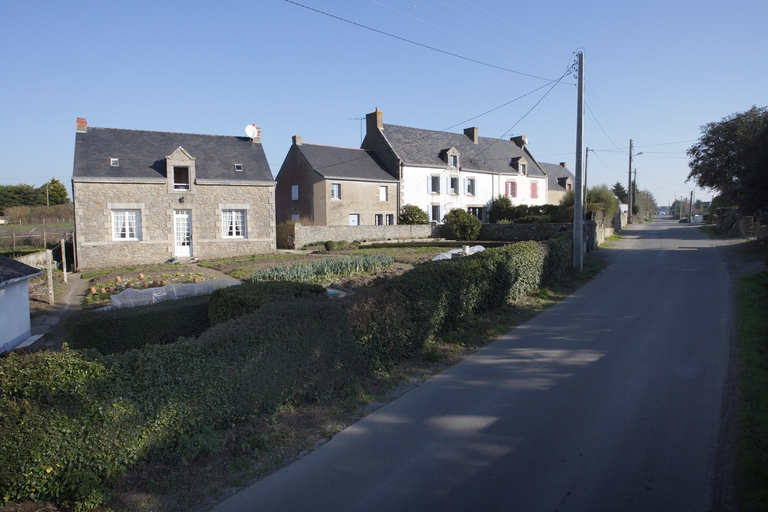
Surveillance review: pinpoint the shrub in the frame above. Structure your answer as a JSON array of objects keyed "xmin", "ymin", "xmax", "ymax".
[
  {"xmin": 208, "ymin": 280, "xmax": 326, "ymax": 325},
  {"xmin": 66, "ymin": 295, "xmax": 210, "ymax": 355},
  {"xmin": 0, "ymin": 298, "xmax": 366, "ymax": 508},
  {"xmin": 489, "ymin": 195, "xmax": 514, "ymax": 223},
  {"xmin": 514, "ymin": 215, "xmax": 551, "ymax": 224},
  {"xmin": 443, "ymin": 208, "xmax": 481, "ymax": 241},
  {"xmin": 399, "ymin": 204, "xmax": 429, "ymax": 225},
  {"xmin": 324, "ymin": 240, "xmax": 338, "ymax": 251}
]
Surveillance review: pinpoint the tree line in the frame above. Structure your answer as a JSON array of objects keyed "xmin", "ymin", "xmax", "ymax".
[{"xmin": 0, "ymin": 178, "xmax": 70, "ymax": 214}]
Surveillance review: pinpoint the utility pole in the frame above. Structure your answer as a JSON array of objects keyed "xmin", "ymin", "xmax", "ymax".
[
  {"xmin": 627, "ymin": 139, "xmax": 633, "ymax": 224},
  {"xmin": 572, "ymin": 51, "xmax": 585, "ymax": 271},
  {"xmin": 633, "ymin": 167, "xmax": 637, "ymax": 220},
  {"xmin": 689, "ymin": 190, "xmax": 693, "ymax": 223},
  {"xmin": 46, "ymin": 183, "xmax": 50, "ymax": 207}
]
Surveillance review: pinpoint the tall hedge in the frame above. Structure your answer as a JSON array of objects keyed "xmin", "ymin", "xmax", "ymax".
[
  {"xmin": 65, "ymin": 295, "xmax": 210, "ymax": 355},
  {"xmin": 0, "ymin": 297, "xmax": 363, "ymax": 508},
  {"xmin": 208, "ymin": 281, "xmax": 326, "ymax": 325}
]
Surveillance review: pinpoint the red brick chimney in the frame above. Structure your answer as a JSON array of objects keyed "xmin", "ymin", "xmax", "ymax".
[{"xmin": 76, "ymin": 118, "xmax": 87, "ymax": 132}]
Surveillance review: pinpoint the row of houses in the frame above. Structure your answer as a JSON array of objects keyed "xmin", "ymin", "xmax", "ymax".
[{"xmin": 71, "ymin": 109, "xmax": 573, "ymax": 270}]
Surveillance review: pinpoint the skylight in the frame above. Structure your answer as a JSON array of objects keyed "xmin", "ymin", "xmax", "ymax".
[{"xmin": 234, "ymin": 164, "xmax": 243, "ymax": 172}]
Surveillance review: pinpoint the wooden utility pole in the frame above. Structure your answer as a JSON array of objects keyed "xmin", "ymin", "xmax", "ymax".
[
  {"xmin": 60, "ymin": 238, "xmax": 68, "ymax": 284},
  {"xmin": 46, "ymin": 250, "xmax": 54, "ymax": 305},
  {"xmin": 627, "ymin": 139, "xmax": 634, "ymax": 224},
  {"xmin": 572, "ymin": 51, "xmax": 585, "ymax": 271}
]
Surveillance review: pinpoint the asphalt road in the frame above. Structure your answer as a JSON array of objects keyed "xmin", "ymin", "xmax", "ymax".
[{"xmin": 213, "ymin": 219, "xmax": 731, "ymax": 512}]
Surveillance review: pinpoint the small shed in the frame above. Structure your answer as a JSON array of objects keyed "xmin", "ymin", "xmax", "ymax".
[{"xmin": 0, "ymin": 256, "xmax": 43, "ymax": 355}]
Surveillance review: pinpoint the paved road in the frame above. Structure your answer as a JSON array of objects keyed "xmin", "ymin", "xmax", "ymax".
[{"xmin": 214, "ymin": 219, "xmax": 731, "ymax": 512}]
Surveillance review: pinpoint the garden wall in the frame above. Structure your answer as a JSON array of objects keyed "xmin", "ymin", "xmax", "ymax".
[{"xmin": 286, "ymin": 223, "xmax": 444, "ymax": 249}]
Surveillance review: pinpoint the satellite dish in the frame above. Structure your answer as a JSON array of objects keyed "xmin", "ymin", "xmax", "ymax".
[{"xmin": 245, "ymin": 125, "xmax": 258, "ymax": 138}]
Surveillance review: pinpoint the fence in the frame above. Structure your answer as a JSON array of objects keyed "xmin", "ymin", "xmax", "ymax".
[{"xmin": 0, "ymin": 229, "xmax": 73, "ymax": 251}]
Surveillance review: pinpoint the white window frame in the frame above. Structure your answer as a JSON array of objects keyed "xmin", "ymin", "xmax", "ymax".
[
  {"xmin": 291, "ymin": 185, "xmax": 299, "ymax": 201},
  {"xmin": 331, "ymin": 183, "xmax": 341, "ymax": 200},
  {"xmin": 430, "ymin": 175, "xmax": 441, "ymax": 194},
  {"xmin": 173, "ymin": 166, "xmax": 190, "ymax": 191},
  {"xmin": 222, "ymin": 210, "xmax": 247, "ymax": 238},
  {"xmin": 450, "ymin": 154, "xmax": 458, "ymax": 168},
  {"xmin": 506, "ymin": 181, "xmax": 517, "ymax": 198},
  {"xmin": 234, "ymin": 164, "xmax": 243, "ymax": 172},
  {"xmin": 466, "ymin": 178, "xmax": 476, "ymax": 196},
  {"xmin": 379, "ymin": 185, "xmax": 388, "ymax": 202},
  {"xmin": 520, "ymin": 163, "xmax": 527, "ymax": 175},
  {"xmin": 112, "ymin": 209, "xmax": 141, "ymax": 241},
  {"xmin": 110, "ymin": 158, "xmax": 120, "ymax": 167}
]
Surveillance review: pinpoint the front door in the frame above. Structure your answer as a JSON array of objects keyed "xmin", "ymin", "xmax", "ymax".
[{"xmin": 174, "ymin": 210, "xmax": 192, "ymax": 257}]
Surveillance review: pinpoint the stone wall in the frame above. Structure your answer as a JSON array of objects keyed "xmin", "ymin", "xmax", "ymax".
[
  {"xmin": 739, "ymin": 216, "xmax": 768, "ymax": 240},
  {"xmin": 289, "ymin": 223, "xmax": 442, "ymax": 249},
  {"xmin": 74, "ymin": 180, "xmax": 275, "ymax": 270},
  {"xmin": 479, "ymin": 223, "xmax": 572, "ymax": 241}
]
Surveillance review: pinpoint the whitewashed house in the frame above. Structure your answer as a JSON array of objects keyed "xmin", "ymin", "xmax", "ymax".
[
  {"xmin": 361, "ymin": 108, "xmax": 548, "ymax": 222},
  {"xmin": 0, "ymin": 256, "xmax": 42, "ymax": 355}
]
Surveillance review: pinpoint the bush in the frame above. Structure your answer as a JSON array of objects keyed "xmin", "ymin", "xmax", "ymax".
[
  {"xmin": 66, "ymin": 295, "xmax": 210, "ymax": 355},
  {"xmin": 443, "ymin": 208, "xmax": 481, "ymax": 241},
  {"xmin": 208, "ymin": 280, "xmax": 326, "ymax": 325},
  {"xmin": 514, "ymin": 215, "xmax": 551, "ymax": 224},
  {"xmin": 324, "ymin": 240, "xmax": 338, "ymax": 251},
  {"xmin": 399, "ymin": 204, "xmax": 430, "ymax": 225},
  {"xmin": 0, "ymin": 298, "xmax": 366, "ymax": 508},
  {"xmin": 489, "ymin": 195, "xmax": 514, "ymax": 223}
]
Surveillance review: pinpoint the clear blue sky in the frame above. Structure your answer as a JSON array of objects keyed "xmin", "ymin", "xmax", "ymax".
[{"xmin": 1, "ymin": 0, "xmax": 766, "ymax": 207}]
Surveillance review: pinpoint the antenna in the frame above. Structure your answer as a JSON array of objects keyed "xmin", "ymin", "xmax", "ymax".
[
  {"xmin": 245, "ymin": 125, "xmax": 258, "ymax": 139},
  {"xmin": 349, "ymin": 118, "xmax": 365, "ymax": 144}
]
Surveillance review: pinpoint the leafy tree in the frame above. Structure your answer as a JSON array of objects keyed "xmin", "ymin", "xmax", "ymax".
[
  {"xmin": 687, "ymin": 106, "xmax": 768, "ymax": 214},
  {"xmin": 398, "ymin": 204, "xmax": 429, "ymax": 225},
  {"xmin": 612, "ymin": 182, "xmax": 628, "ymax": 204},
  {"xmin": 587, "ymin": 184, "xmax": 621, "ymax": 219},
  {"xmin": 443, "ymin": 208, "xmax": 481, "ymax": 241},
  {"xmin": 635, "ymin": 189, "xmax": 658, "ymax": 220},
  {"xmin": 488, "ymin": 195, "xmax": 514, "ymax": 223},
  {"xmin": 38, "ymin": 178, "xmax": 70, "ymax": 205}
]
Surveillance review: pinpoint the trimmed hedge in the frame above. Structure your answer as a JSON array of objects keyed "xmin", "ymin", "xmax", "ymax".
[
  {"xmin": 0, "ymin": 298, "xmax": 364, "ymax": 508},
  {"xmin": 0, "ymin": 236, "xmax": 573, "ymax": 508},
  {"xmin": 65, "ymin": 295, "xmax": 210, "ymax": 355},
  {"xmin": 208, "ymin": 280, "xmax": 326, "ymax": 325}
]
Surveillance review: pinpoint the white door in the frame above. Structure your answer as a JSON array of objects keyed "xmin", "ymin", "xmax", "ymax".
[
  {"xmin": 174, "ymin": 210, "xmax": 192, "ymax": 257},
  {"xmin": 349, "ymin": 214, "xmax": 359, "ymax": 226}
]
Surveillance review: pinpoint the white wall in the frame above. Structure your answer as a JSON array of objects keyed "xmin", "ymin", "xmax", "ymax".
[
  {"xmin": 401, "ymin": 165, "xmax": 547, "ymax": 221},
  {"xmin": 0, "ymin": 279, "xmax": 33, "ymax": 354}
]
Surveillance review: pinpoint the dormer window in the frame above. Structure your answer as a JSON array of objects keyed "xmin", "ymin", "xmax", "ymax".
[
  {"xmin": 234, "ymin": 164, "xmax": 243, "ymax": 172},
  {"xmin": 173, "ymin": 166, "xmax": 190, "ymax": 190},
  {"xmin": 450, "ymin": 154, "xmax": 458, "ymax": 168},
  {"xmin": 110, "ymin": 158, "xmax": 120, "ymax": 167},
  {"xmin": 442, "ymin": 147, "xmax": 460, "ymax": 168}
]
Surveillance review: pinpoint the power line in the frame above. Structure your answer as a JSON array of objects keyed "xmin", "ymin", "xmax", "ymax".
[{"xmin": 284, "ymin": 0, "xmax": 558, "ymax": 81}]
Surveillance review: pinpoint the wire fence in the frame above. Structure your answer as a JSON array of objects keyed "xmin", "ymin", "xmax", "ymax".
[{"xmin": 0, "ymin": 229, "xmax": 74, "ymax": 250}]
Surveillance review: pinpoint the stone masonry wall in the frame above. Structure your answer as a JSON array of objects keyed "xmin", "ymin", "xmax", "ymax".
[
  {"xmin": 291, "ymin": 223, "xmax": 442, "ymax": 248},
  {"xmin": 74, "ymin": 181, "xmax": 275, "ymax": 270}
]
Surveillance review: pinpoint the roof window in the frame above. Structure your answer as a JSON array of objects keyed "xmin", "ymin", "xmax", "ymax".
[
  {"xmin": 110, "ymin": 158, "xmax": 120, "ymax": 167},
  {"xmin": 234, "ymin": 164, "xmax": 243, "ymax": 172}
]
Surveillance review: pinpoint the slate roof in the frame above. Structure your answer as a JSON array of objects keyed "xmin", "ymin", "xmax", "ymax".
[
  {"xmin": 298, "ymin": 144, "xmax": 397, "ymax": 182},
  {"xmin": 539, "ymin": 162, "xmax": 574, "ymax": 190},
  {"xmin": 0, "ymin": 256, "xmax": 42, "ymax": 285},
  {"xmin": 73, "ymin": 127, "xmax": 274, "ymax": 184},
  {"xmin": 380, "ymin": 124, "xmax": 546, "ymax": 177}
]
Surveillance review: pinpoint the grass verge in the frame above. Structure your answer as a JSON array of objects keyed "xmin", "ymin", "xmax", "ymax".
[{"xmin": 736, "ymin": 271, "xmax": 768, "ymax": 510}]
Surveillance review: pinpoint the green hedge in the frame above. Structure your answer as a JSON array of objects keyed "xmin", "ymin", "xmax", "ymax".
[
  {"xmin": 65, "ymin": 295, "xmax": 210, "ymax": 355},
  {"xmin": 0, "ymin": 237, "xmax": 573, "ymax": 508},
  {"xmin": 0, "ymin": 298, "xmax": 364, "ymax": 508},
  {"xmin": 208, "ymin": 281, "xmax": 326, "ymax": 325}
]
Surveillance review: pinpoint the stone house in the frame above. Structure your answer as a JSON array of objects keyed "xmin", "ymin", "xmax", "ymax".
[
  {"xmin": 540, "ymin": 162, "xmax": 574, "ymax": 205},
  {"xmin": 275, "ymin": 136, "xmax": 399, "ymax": 226},
  {"xmin": 0, "ymin": 256, "xmax": 42, "ymax": 355},
  {"xmin": 72, "ymin": 119, "xmax": 275, "ymax": 270},
  {"xmin": 360, "ymin": 108, "xmax": 549, "ymax": 223}
]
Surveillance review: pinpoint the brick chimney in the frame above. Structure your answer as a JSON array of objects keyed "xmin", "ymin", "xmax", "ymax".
[
  {"xmin": 292, "ymin": 135, "xmax": 302, "ymax": 145},
  {"xmin": 249, "ymin": 124, "xmax": 261, "ymax": 143},
  {"xmin": 76, "ymin": 118, "xmax": 87, "ymax": 132},
  {"xmin": 366, "ymin": 107, "xmax": 383, "ymax": 136},
  {"xmin": 510, "ymin": 135, "xmax": 528, "ymax": 149},
  {"xmin": 464, "ymin": 127, "xmax": 479, "ymax": 144}
]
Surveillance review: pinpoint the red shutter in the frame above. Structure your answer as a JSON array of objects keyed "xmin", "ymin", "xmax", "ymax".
[{"xmin": 531, "ymin": 182, "xmax": 538, "ymax": 198}]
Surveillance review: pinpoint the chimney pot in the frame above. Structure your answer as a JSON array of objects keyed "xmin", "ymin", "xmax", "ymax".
[
  {"xmin": 464, "ymin": 127, "xmax": 479, "ymax": 144},
  {"xmin": 76, "ymin": 118, "xmax": 87, "ymax": 132},
  {"xmin": 293, "ymin": 135, "xmax": 302, "ymax": 145}
]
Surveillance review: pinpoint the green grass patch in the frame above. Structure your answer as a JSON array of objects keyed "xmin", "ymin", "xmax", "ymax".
[
  {"xmin": 0, "ymin": 245, "xmax": 43, "ymax": 258},
  {"xmin": 736, "ymin": 271, "xmax": 768, "ymax": 510},
  {"xmin": 699, "ymin": 225, "xmax": 742, "ymax": 239}
]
